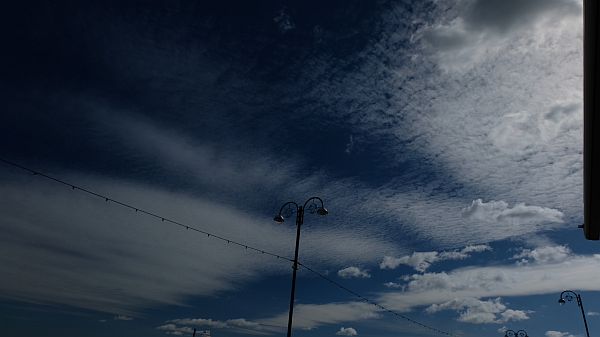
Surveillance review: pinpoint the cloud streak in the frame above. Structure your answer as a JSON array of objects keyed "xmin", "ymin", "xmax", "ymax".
[
  {"xmin": 0, "ymin": 170, "xmax": 395, "ymax": 314},
  {"xmin": 338, "ymin": 267, "xmax": 371, "ymax": 279},
  {"xmin": 426, "ymin": 297, "xmax": 530, "ymax": 324},
  {"xmin": 380, "ymin": 244, "xmax": 491, "ymax": 272}
]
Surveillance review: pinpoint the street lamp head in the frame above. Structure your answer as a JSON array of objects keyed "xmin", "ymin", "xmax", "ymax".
[
  {"xmin": 274, "ymin": 214, "xmax": 285, "ymax": 223},
  {"xmin": 317, "ymin": 207, "xmax": 328, "ymax": 216},
  {"xmin": 559, "ymin": 297, "xmax": 566, "ymax": 305}
]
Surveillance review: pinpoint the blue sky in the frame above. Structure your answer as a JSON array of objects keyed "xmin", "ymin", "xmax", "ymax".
[{"xmin": 0, "ymin": 1, "xmax": 597, "ymax": 337}]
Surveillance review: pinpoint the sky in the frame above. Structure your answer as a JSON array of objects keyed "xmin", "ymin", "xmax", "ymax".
[{"xmin": 0, "ymin": 0, "xmax": 597, "ymax": 337}]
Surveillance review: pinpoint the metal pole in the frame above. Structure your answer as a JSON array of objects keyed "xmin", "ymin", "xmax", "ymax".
[
  {"xmin": 286, "ymin": 206, "xmax": 304, "ymax": 337},
  {"xmin": 577, "ymin": 294, "xmax": 591, "ymax": 337}
]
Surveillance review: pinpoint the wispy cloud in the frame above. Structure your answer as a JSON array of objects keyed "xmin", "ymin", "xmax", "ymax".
[
  {"xmin": 512, "ymin": 245, "xmax": 572, "ymax": 265},
  {"xmin": 545, "ymin": 331, "xmax": 577, "ymax": 337},
  {"xmin": 338, "ymin": 267, "xmax": 371, "ymax": 279},
  {"xmin": 162, "ymin": 302, "xmax": 380, "ymax": 335},
  {"xmin": 0, "ymin": 171, "xmax": 395, "ymax": 314},
  {"xmin": 426, "ymin": 297, "xmax": 531, "ymax": 324},
  {"xmin": 380, "ymin": 244, "xmax": 491, "ymax": 272},
  {"xmin": 462, "ymin": 199, "xmax": 564, "ymax": 226}
]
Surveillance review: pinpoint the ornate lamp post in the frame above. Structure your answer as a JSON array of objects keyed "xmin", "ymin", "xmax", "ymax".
[
  {"xmin": 504, "ymin": 329, "xmax": 528, "ymax": 337},
  {"xmin": 559, "ymin": 290, "xmax": 591, "ymax": 337},
  {"xmin": 274, "ymin": 197, "xmax": 328, "ymax": 337}
]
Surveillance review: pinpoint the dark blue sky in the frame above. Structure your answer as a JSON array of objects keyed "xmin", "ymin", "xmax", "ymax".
[{"xmin": 1, "ymin": 1, "xmax": 598, "ymax": 337}]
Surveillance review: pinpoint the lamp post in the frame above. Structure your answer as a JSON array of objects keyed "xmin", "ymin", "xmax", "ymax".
[
  {"xmin": 274, "ymin": 197, "xmax": 328, "ymax": 337},
  {"xmin": 504, "ymin": 329, "xmax": 529, "ymax": 337},
  {"xmin": 559, "ymin": 290, "xmax": 591, "ymax": 337}
]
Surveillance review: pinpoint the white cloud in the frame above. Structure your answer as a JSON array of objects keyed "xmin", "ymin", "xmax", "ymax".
[
  {"xmin": 381, "ymin": 252, "xmax": 439, "ymax": 272},
  {"xmin": 588, "ymin": 311, "xmax": 600, "ymax": 316},
  {"xmin": 338, "ymin": 267, "xmax": 371, "ymax": 279},
  {"xmin": 378, "ymin": 250, "xmax": 600, "ymax": 314},
  {"xmin": 157, "ymin": 324, "xmax": 194, "ymax": 336},
  {"xmin": 499, "ymin": 309, "xmax": 531, "ymax": 322},
  {"xmin": 419, "ymin": 0, "xmax": 581, "ymax": 71},
  {"xmin": 383, "ymin": 282, "xmax": 403, "ymax": 289},
  {"xmin": 380, "ymin": 244, "xmax": 491, "ymax": 272},
  {"xmin": 336, "ymin": 327, "xmax": 358, "ymax": 336},
  {"xmin": 426, "ymin": 297, "xmax": 530, "ymax": 324},
  {"xmin": 513, "ymin": 245, "xmax": 572, "ymax": 265},
  {"xmin": 114, "ymin": 315, "xmax": 133, "ymax": 321},
  {"xmin": 545, "ymin": 331, "xmax": 576, "ymax": 337},
  {"xmin": 462, "ymin": 199, "xmax": 564, "ymax": 226}
]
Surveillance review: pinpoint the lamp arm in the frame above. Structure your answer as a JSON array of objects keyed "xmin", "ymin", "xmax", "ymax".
[
  {"xmin": 303, "ymin": 196, "xmax": 325, "ymax": 209},
  {"xmin": 277, "ymin": 201, "xmax": 300, "ymax": 217}
]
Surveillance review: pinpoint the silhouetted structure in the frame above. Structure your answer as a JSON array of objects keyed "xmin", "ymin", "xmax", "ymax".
[
  {"xmin": 583, "ymin": 0, "xmax": 600, "ymax": 239},
  {"xmin": 504, "ymin": 329, "xmax": 528, "ymax": 337},
  {"xmin": 274, "ymin": 197, "xmax": 328, "ymax": 337},
  {"xmin": 559, "ymin": 290, "xmax": 591, "ymax": 337}
]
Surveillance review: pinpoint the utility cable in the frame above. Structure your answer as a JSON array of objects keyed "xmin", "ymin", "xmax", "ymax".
[{"xmin": 0, "ymin": 157, "xmax": 294, "ymax": 263}]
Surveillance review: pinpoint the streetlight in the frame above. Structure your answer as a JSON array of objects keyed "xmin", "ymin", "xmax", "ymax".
[
  {"xmin": 559, "ymin": 290, "xmax": 591, "ymax": 337},
  {"xmin": 504, "ymin": 329, "xmax": 528, "ymax": 337},
  {"xmin": 274, "ymin": 197, "xmax": 328, "ymax": 337}
]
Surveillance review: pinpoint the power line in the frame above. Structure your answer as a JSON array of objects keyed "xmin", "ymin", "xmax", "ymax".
[
  {"xmin": 0, "ymin": 157, "xmax": 293, "ymax": 263},
  {"xmin": 1, "ymin": 157, "xmax": 457, "ymax": 337},
  {"xmin": 297, "ymin": 262, "xmax": 456, "ymax": 337}
]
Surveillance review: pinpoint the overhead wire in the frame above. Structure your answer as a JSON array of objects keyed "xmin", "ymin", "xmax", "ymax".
[
  {"xmin": 0, "ymin": 157, "xmax": 293, "ymax": 263},
  {"xmin": 0, "ymin": 157, "xmax": 457, "ymax": 337}
]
